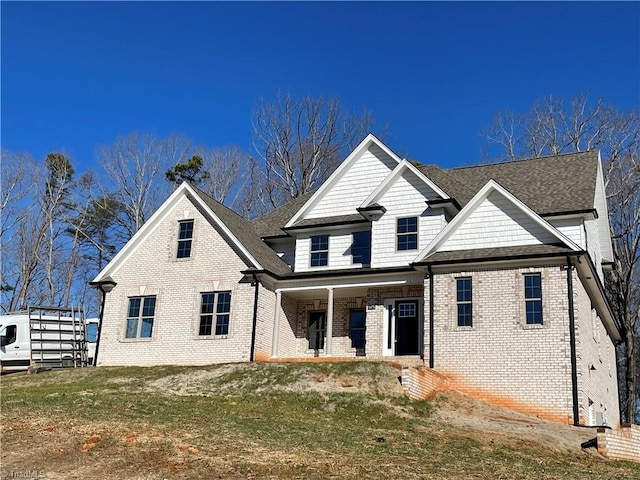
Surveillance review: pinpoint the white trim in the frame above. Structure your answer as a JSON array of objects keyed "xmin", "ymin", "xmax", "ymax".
[
  {"xmin": 361, "ymin": 160, "xmax": 449, "ymax": 208},
  {"xmin": 284, "ymin": 134, "xmax": 403, "ymax": 228},
  {"xmin": 276, "ymin": 279, "xmax": 407, "ymax": 294},
  {"xmin": 414, "ymin": 179, "xmax": 582, "ymax": 262},
  {"xmin": 92, "ymin": 183, "xmax": 263, "ymax": 283}
]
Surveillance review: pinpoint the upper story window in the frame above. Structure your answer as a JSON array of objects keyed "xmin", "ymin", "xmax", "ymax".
[
  {"xmin": 397, "ymin": 217, "xmax": 418, "ymax": 250},
  {"xmin": 177, "ymin": 220, "xmax": 194, "ymax": 258},
  {"xmin": 199, "ymin": 291, "xmax": 232, "ymax": 336},
  {"xmin": 126, "ymin": 296, "xmax": 156, "ymax": 338},
  {"xmin": 352, "ymin": 231, "xmax": 371, "ymax": 265},
  {"xmin": 310, "ymin": 235, "xmax": 329, "ymax": 267},
  {"xmin": 456, "ymin": 277, "xmax": 472, "ymax": 327},
  {"xmin": 524, "ymin": 273, "xmax": 542, "ymax": 324}
]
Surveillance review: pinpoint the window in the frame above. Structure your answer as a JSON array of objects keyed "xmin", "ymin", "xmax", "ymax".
[
  {"xmin": 310, "ymin": 235, "xmax": 329, "ymax": 267},
  {"xmin": 352, "ymin": 231, "xmax": 371, "ymax": 265},
  {"xmin": 397, "ymin": 302, "xmax": 416, "ymax": 318},
  {"xmin": 0, "ymin": 325, "xmax": 17, "ymax": 346},
  {"xmin": 126, "ymin": 296, "xmax": 156, "ymax": 338},
  {"xmin": 349, "ymin": 309, "xmax": 366, "ymax": 350},
  {"xmin": 456, "ymin": 277, "xmax": 472, "ymax": 327},
  {"xmin": 524, "ymin": 273, "xmax": 542, "ymax": 324},
  {"xmin": 199, "ymin": 291, "xmax": 232, "ymax": 336},
  {"xmin": 397, "ymin": 217, "xmax": 418, "ymax": 250},
  {"xmin": 177, "ymin": 220, "xmax": 194, "ymax": 258},
  {"xmin": 308, "ymin": 311, "xmax": 326, "ymax": 350}
]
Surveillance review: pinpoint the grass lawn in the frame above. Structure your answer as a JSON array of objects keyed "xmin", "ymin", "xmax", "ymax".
[{"xmin": 1, "ymin": 361, "xmax": 638, "ymax": 479}]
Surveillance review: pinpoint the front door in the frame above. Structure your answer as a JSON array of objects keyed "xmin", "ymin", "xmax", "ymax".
[{"xmin": 394, "ymin": 300, "xmax": 419, "ymax": 355}]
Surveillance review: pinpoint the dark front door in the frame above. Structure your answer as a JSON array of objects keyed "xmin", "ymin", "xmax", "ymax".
[{"xmin": 395, "ymin": 300, "xmax": 419, "ymax": 355}]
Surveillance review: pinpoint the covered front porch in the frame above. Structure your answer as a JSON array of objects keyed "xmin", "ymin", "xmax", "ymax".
[{"xmin": 270, "ymin": 272, "xmax": 425, "ymax": 360}]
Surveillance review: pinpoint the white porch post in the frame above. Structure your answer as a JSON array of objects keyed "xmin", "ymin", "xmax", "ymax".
[
  {"xmin": 326, "ymin": 287, "xmax": 334, "ymax": 355},
  {"xmin": 271, "ymin": 290, "xmax": 282, "ymax": 358}
]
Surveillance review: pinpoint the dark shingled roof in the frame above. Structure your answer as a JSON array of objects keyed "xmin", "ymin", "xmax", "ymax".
[
  {"xmin": 420, "ymin": 244, "xmax": 575, "ymax": 265},
  {"xmin": 190, "ymin": 186, "xmax": 292, "ymax": 276},
  {"xmin": 419, "ymin": 151, "xmax": 599, "ymax": 215},
  {"xmin": 251, "ymin": 191, "xmax": 316, "ymax": 238}
]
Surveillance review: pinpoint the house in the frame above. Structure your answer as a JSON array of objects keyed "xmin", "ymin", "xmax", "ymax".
[{"xmin": 91, "ymin": 134, "xmax": 621, "ymax": 427}]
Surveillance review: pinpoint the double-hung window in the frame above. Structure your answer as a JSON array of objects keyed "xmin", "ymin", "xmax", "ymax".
[
  {"xmin": 456, "ymin": 277, "xmax": 472, "ymax": 327},
  {"xmin": 177, "ymin": 220, "xmax": 194, "ymax": 258},
  {"xmin": 397, "ymin": 217, "xmax": 418, "ymax": 250},
  {"xmin": 351, "ymin": 231, "xmax": 371, "ymax": 265},
  {"xmin": 524, "ymin": 273, "xmax": 543, "ymax": 324},
  {"xmin": 310, "ymin": 235, "xmax": 329, "ymax": 267},
  {"xmin": 126, "ymin": 296, "xmax": 156, "ymax": 338},
  {"xmin": 199, "ymin": 291, "xmax": 232, "ymax": 336}
]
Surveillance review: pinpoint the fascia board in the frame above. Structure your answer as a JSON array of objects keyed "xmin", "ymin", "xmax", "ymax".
[
  {"xmin": 186, "ymin": 184, "xmax": 264, "ymax": 270},
  {"xmin": 284, "ymin": 133, "xmax": 402, "ymax": 228},
  {"xmin": 414, "ymin": 179, "xmax": 582, "ymax": 263},
  {"xmin": 92, "ymin": 182, "xmax": 191, "ymax": 282}
]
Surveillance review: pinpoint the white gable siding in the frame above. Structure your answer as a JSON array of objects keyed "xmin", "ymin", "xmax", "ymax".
[
  {"xmin": 372, "ymin": 174, "xmax": 445, "ymax": 268},
  {"xmin": 98, "ymin": 195, "xmax": 256, "ymax": 366},
  {"xmin": 440, "ymin": 191, "xmax": 557, "ymax": 251},
  {"xmin": 294, "ymin": 226, "xmax": 370, "ymax": 272},
  {"xmin": 594, "ymin": 161, "xmax": 614, "ymax": 263},
  {"xmin": 305, "ymin": 145, "xmax": 398, "ymax": 219},
  {"xmin": 548, "ymin": 218, "xmax": 585, "ymax": 249},
  {"xmin": 585, "ymin": 218, "xmax": 604, "ymax": 281}
]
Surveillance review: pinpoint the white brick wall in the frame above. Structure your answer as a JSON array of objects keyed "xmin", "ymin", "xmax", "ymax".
[
  {"xmin": 98, "ymin": 195, "xmax": 256, "ymax": 366},
  {"xmin": 423, "ymin": 263, "xmax": 619, "ymax": 425}
]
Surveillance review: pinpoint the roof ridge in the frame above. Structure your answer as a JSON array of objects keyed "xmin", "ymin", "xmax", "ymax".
[{"xmin": 446, "ymin": 150, "xmax": 597, "ymax": 172}]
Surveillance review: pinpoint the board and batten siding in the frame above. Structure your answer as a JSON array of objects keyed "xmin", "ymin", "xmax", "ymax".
[
  {"xmin": 305, "ymin": 145, "xmax": 398, "ymax": 219},
  {"xmin": 441, "ymin": 191, "xmax": 557, "ymax": 251},
  {"xmin": 372, "ymin": 173, "xmax": 446, "ymax": 268}
]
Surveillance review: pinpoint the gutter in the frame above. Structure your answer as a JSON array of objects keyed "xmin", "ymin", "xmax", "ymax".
[
  {"xmin": 249, "ymin": 273, "xmax": 260, "ymax": 362},
  {"xmin": 566, "ymin": 256, "xmax": 580, "ymax": 426},
  {"xmin": 427, "ymin": 264, "xmax": 435, "ymax": 369}
]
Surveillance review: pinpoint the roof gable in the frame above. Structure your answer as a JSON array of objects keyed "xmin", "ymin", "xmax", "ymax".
[
  {"xmin": 284, "ymin": 134, "xmax": 402, "ymax": 227},
  {"xmin": 93, "ymin": 183, "xmax": 292, "ymax": 282},
  {"xmin": 361, "ymin": 160, "xmax": 449, "ymax": 208},
  {"xmin": 416, "ymin": 180, "xmax": 582, "ymax": 262}
]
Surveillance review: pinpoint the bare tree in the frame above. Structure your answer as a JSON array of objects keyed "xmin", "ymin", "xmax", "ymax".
[
  {"xmin": 483, "ymin": 93, "xmax": 640, "ymax": 423},
  {"xmin": 99, "ymin": 132, "xmax": 176, "ymax": 238},
  {"xmin": 252, "ymin": 93, "xmax": 377, "ymax": 208},
  {"xmin": 199, "ymin": 145, "xmax": 244, "ymax": 204}
]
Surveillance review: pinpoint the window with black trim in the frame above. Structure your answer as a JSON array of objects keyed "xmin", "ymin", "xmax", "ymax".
[
  {"xmin": 126, "ymin": 296, "xmax": 156, "ymax": 338},
  {"xmin": 349, "ymin": 309, "xmax": 366, "ymax": 350},
  {"xmin": 308, "ymin": 311, "xmax": 326, "ymax": 350},
  {"xmin": 310, "ymin": 235, "xmax": 329, "ymax": 267},
  {"xmin": 397, "ymin": 217, "xmax": 418, "ymax": 250},
  {"xmin": 351, "ymin": 231, "xmax": 371, "ymax": 265},
  {"xmin": 456, "ymin": 277, "xmax": 472, "ymax": 327},
  {"xmin": 524, "ymin": 273, "xmax": 542, "ymax": 324},
  {"xmin": 177, "ymin": 220, "xmax": 194, "ymax": 258},
  {"xmin": 199, "ymin": 291, "xmax": 232, "ymax": 336}
]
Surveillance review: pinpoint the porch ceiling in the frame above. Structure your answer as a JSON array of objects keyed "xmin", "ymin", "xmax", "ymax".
[{"xmin": 282, "ymin": 286, "xmax": 369, "ymax": 300}]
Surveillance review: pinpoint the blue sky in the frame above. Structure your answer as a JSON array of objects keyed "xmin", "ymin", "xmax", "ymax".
[{"xmin": 2, "ymin": 1, "xmax": 639, "ymax": 171}]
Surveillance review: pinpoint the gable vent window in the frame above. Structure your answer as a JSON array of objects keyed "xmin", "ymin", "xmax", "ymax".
[
  {"xmin": 524, "ymin": 273, "xmax": 543, "ymax": 324},
  {"xmin": 310, "ymin": 235, "xmax": 329, "ymax": 267},
  {"xmin": 352, "ymin": 231, "xmax": 371, "ymax": 265},
  {"xmin": 199, "ymin": 291, "xmax": 232, "ymax": 336},
  {"xmin": 456, "ymin": 277, "xmax": 472, "ymax": 327},
  {"xmin": 177, "ymin": 220, "xmax": 194, "ymax": 258},
  {"xmin": 126, "ymin": 296, "xmax": 156, "ymax": 338},
  {"xmin": 397, "ymin": 217, "xmax": 418, "ymax": 250}
]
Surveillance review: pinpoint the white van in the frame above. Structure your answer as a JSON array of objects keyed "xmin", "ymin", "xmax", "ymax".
[{"xmin": 0, "ymin": 306, "xmax": 90, "ymax": 373}]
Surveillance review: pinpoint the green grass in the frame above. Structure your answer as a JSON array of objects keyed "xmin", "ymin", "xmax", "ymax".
[{"xmin": 2, "ymin": 362, "xmax": 639, "ymax": 479}]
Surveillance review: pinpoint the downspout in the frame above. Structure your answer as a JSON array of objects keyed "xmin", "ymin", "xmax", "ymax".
[
  {"xmin": 427, "ymin": 264, "xmax": 435, "ymax": 369},
  {"xmin": 566, "ymin": 256, "xmax": 580, "ymax": 426},
  {"xmin": 249, "ymin": 273, "xmax": 260, "ymax": 362}
]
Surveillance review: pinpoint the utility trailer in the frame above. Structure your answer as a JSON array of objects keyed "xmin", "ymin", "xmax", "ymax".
[{"xmin": 0, "ymin": 306, "xmax": 90, "ymax": 373}]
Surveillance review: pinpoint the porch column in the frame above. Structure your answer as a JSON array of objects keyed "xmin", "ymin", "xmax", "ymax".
[
  {"xmin": 271, "ymin": 290, "xmax": 282, "ymax": 358},
  {"xmin": 326, "ymin": 287, "xmax": 334, "ymax": 355}
]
